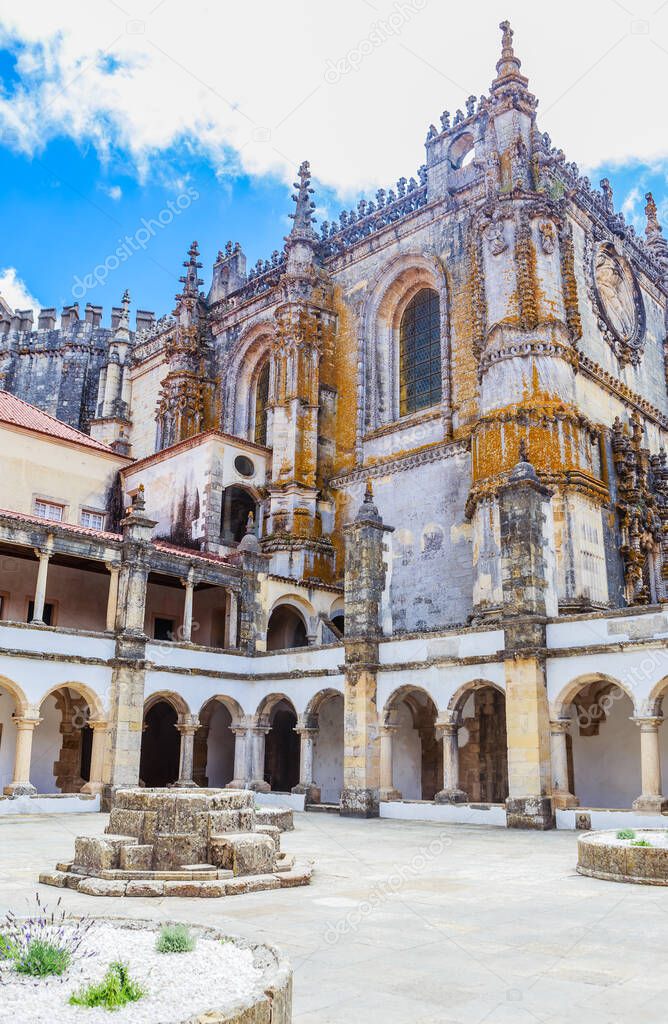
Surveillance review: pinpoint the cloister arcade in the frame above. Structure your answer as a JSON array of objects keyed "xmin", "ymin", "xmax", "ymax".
[{"xmin": 4, "ymin": 664, "xmax": 668, "ymax": 819}]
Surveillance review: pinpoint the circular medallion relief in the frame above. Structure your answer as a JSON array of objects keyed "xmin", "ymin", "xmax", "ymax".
[{"xmin": 591, "ymin": 241, "xmax": 645, "ymax": 362}]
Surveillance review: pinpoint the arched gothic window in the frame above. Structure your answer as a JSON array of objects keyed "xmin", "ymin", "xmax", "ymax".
[
  {"xmin": 254, "ymin": 361, "xmax": 270, "ymax": 446},
  {"xmin": 399, "ymin": 288, "xmax": 442, "ymax": 417}
]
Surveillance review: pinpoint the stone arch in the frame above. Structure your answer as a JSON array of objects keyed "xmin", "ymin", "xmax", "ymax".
[
  {"xmin": 38, "ymin": 681, "xmax": 105, "ymax": 722},
  {"xmin": 0, "ymin": 675, "xmax": 30, "ymax": 717},
  {"xmin": 648, "ymin": 675, "xmax": 668, "ymax": 716},
  {"xmin": 257, "ymin": 694, "xmax": 299, "ymax": 793},
  {"xmin": 362, "ymin": 252, "xmax": 451, "ymax": 432},
  {"xmin": 223, "ymin": 320, "xmax": 275, "ymax": 437},
  {"xmin": 221, "ymin": 483, "xmax": 260, "ymax": 545},
  {"xmin": 309, "ymin": 689, "xmax": 344, "ymax": 804},
  {"xmin": 266, "ymin": 601, "xmax": 310, "ymax": 651},
  {"xmin": 195, "ymin": 695, "xmax": 240, "ymax": 788},
  {"xmin": 550, "ymin": 673, "xmax": 632, "ymax": 722},
  {"xmin": 446, "ymin": 679, "xmax": 508, "ymax": 804},
  {"xmin": 553, "ymin": 673, "xmax": 639, "ymax": 809},
  {"xmin": 305, "ymin": 686, "xmax": 344, "ymax": 719},
  {"xmin": 448, "ymin": 131, "xmax": 475, "ymax": 169},
  {"xmin": 140, "ymin": 691, "xmax": 189, "ymax": 787},
  {"xmin": 383, "ymin": 683, "xmax": 441, "ymax": 801}
]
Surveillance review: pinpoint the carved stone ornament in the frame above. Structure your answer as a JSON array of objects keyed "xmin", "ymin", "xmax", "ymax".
[
  {"xmin": 538, "ymin": 220, "xmax": 556, "ymax": 254},
  {"xmin": 486, "ymin": 219, "xmax": 508, "ymax": 255},
  {"xmin": 587, "ymin": 238, "xmax": 646, "ymax": 364}
]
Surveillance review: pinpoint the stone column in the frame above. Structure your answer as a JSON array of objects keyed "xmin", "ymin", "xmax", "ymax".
[
  {"xmin": 434, "ymin": 721, "xmax": 468, "ymax": 803},
  {"xmin": 378, "ymin": 725, "xmax": 401, "ymax": 802},
  {"xmin": 102, "ymin": 488, "xmax": 156, "ymax": 807},
  {"xmin": 632, "ymin": 717, "xmax": 668, "ymax": 812},
  {"xmin": 81, "ymin": 720, "xmax": 107, "ymax": 795},
  {"xmin": 341, "ymin": 480, "xmax": 394, "ymax": 818},
  {"xmin": 31, "ymin": 542, "xmax": 53, "ymax": 624},
  {"xmin": 174, "ymin": 714, "xmax": 200, "ymax": 787},
  {"xmin": 3, "ymin": 714, "xmax": 41, "ymax": 796},
  {"xmin": 105, "ymin": 562, "xmax": 120, "ymax": 632},
  {"xmin": 500, "ymin": 454, "xmax": 555, "ymax": 830},
  {"xmin": 550, "ymin": 719, "xmax": 578, "ymax": 809},
  {"xmin": 248, "ymin": 722, "xmax": 270, "ymax": 792},
  {"xmin": 180, "ymin": 567, "xmax": 196, "ymax": 643},
  {"xmin": 226, "ymin": 723, "xmax": 251, "ymax": 789},
  {"xmin": 226, "ymin": 591, "xmax": 239, "ymax": 648},
  {"xmin": 292, "ymin": 717, "xmax": 320, "ymax": 803}
]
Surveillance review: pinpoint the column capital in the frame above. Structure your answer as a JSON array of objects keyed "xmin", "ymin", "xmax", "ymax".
[
  {"xmin": 176, "ymin": 714, "xmax": 200, "ymax": 734},
  {"xmin": 33, "ymin": 538, "xmax": 54, "ymax": 560},
  {"xmin": 87, "ymin": 719, "xmax": 108, "ymax": 732},
  {"xmin": 632, "ymin": 716, "xmax": 664, "ymax": 731},
  {"xmin": 435, "ymin": 719, "xmax": 459, "ymax": 738},
  {"xmin": 180, "ymin": 565, "xmax": 197, "ymax": 588},
  {"xmin": 549, "ymin": 718, "xmax": 572, "ymax": 734},
  {"xmin": 105, "ymin": 560, "xmax": 121, "ymax": 574},
  {"xmin": 12, "ymin": 715, "xmax": 41, "ymax": 730}
]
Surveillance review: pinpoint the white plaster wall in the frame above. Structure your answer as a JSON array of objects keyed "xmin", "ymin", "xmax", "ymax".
[
  {"xmin": 0, "ymin": 689, "xmax": 17, "ymax": 791},
  {"xmin": 205, "ymin": 702, "xmax": 235, "ymax": 787},
  {"xmin": 392, "ymin": 701, "xmax": 421, "ymax": 800},
  {"xmin": 569, "ymin": 694, "xmax": 640, "ymax": 808},
  {"xmin": 30, "ymin": 694, "xmax": 61, "ymax": 794},
  {"xmin": 313, "ymin": 694, "xmax": 343, "ymax": 803}
]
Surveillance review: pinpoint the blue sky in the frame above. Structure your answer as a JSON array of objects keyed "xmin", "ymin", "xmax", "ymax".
[{"xmin": 0, "ymin": 1, "xmax": 666, "ymax": 319}]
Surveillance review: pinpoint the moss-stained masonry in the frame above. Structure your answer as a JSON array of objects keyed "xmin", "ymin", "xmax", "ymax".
[{"xmin": 2, "ymin": 22, "xmax": 668, "ymax": 631}]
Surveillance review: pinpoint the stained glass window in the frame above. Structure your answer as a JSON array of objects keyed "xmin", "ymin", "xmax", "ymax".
[
  {"xmin": 254, "ymin": 361, "xmax": 270, "ymax": 445},
  {"xmin": 399, "ymin": 288, "xmax": 442, "ymax": 417}
]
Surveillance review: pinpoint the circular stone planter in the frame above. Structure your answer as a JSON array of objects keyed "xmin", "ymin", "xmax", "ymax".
[
  {"xmin": 577, "ymin": 829, "xmax": 668, "ymax": 886},
  {"xmin": 0, "ymin": 917, "xmax": 292, "ymax": 1023}
]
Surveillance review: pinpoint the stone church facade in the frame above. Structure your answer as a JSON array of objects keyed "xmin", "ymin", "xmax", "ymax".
[{"xmin": 1, "ymin": 22, "xmax": 668, "ymax": 829}]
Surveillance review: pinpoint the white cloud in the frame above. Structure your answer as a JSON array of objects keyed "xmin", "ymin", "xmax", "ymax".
[
  {"xmin": 0, "ymin": 266, "xmax": 42, "ymax": 314},
  {"xmin": 0, "ymin": 0, "xmax": 666, "ymax": 197},
  {"xmin": 102, "ymin": 184, "xmax": 123, "ymax": 200}
]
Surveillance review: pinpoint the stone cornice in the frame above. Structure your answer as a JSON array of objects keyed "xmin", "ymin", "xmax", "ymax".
[{"xmin": 329, "ymin": 439, "xmax": 468, "ymax": 489}]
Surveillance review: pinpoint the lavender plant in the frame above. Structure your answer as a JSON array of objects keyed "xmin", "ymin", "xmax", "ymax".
[{"xmin": 1, "ymin": 893, "xmax": 94, "ymax": 977}]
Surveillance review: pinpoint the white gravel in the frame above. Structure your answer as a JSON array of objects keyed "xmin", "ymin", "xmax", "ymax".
[
  {"xmin": 586, "ymin": 828, "xmax": 668, "ymax": 848},
  {"xmin": 0, "ymin": 923, "xmax": 263, "ymax": 1023}
]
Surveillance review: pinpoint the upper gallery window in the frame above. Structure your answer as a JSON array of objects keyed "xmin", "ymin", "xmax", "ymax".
[
  {"xmin": 399, "ymin": 288, "xmax": 442, "ymax": 417},
  {"xmin": 254, "ymin": 360, "xmax": 270, "ymax": 446},
  {"xmin": 80, "ymin": 509, "xmax": 106, "ymax": 530},
  {"xmin": 34, "ymin": 499, "xmax": 64, "ymax": 522}
]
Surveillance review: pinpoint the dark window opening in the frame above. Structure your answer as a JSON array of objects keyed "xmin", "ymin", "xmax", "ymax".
[
  {"xmin": 266, "ymin": 605, "xmax": 308, "ymax": 651},
  {"xmin": 221, "ymin": 486, "xmax": 257, "ymax": 545},
  {"xmin": 28, "ymin": 601, "xmax": 54, "ymax": 625},
  {"xmin": 154, "ymin": 616, "xmax": 176, "ymax": 641},
  {"xmin": 264, "ymin": 704, "xmax": 300, "ymax": 792},
  {"xmin": 139, "ymin": 700, "xmax": 180, "ymax": 787},
  {"xmin": 254, "ymin": 361, "xmax": 270, "ymax": 446},
  {"xmin": 234, "ymin": 454, "xmax": 255, "ymax": 477},
  {"xmin": 399, "ymin": 288, "xmax": 442, "ymax": 417},
  {"xmin": 79, "ymin": 724, "xmax": 93, "ymax": 782},
  {"xmin": 330, "ymin": 613, "xmax": 345, "ymax": 636}
]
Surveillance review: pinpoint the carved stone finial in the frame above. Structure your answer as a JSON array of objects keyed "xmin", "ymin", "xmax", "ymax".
[
  {"xmin": 246, "ymin": 510, "xmax": 255, "ymax": 533},
  {"xmin": 491, "ymin": 18, "xmax": 529, "ymax": 93},
  {"xmin": 645, "ymin": 192, "xmax": 662, "ymax": 238},
  {"xmin": 364, "ymin": 478, "xmax": 374, "ymax": 503},
  {"xmin": 130, "ymin": 484, "xmax": 146, "ymax": 514},
  {"xmin": 600, "ymin": 178, "xmax": 614, "ymax": 214},
  {"xmin": 518, "ymin": 438, "xmax": 529, "ymax": 463},
  {"xmin": 288, "ymin": 160, "xmax": 317, "ymax": 239}
]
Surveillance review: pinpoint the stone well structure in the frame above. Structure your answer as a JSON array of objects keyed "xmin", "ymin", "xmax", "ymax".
[
  {"xmin": 577, "ymin": 829, "xmax": 668, "ymax": 886},
  {"xmin": 40, "ymin": 787, "xmax": 311, "ymax": 897}
]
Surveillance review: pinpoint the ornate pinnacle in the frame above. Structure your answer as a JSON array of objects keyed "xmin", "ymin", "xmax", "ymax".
[
  {"xmin": 644, "ymin": 192, "xmax": 668, "ymax": 277},
  {"xmin": 288, "ymin": 160, "xmax": 317, "ymax": 239},
  {"xmin": 176, "ymin": 241, "xmax": 204, "ymax": 305},
  {"xmin": 364, "ymin": 478, "xmax": 374, "ymax": 502},
  {"xmin": 114, "ymin": 289, "xmax": 131, "ymax": 340},
  {"xmin": 518, "ymin": 438, "xmax": 529, "ymax": 463},
  {"xmin": 491, "ymin": 19, "xmax": 529, "ymax": 92}
]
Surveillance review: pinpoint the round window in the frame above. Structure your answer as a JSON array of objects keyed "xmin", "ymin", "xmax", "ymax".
[{"xmin": 234, "ymin": 455, "xmax": 255, "ymax": 478}]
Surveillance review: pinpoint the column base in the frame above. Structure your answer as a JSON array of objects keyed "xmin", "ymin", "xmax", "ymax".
[
  {"xmin": 248, "ymin": 779, "xmax": 271, "ymax": 793},
  {"xmin": 632, "ymin": 795, "xmax": 668, "ymax": 813},
  {"xmin": 3, "ymin": 782, "xmax": 36, "ymax": 797},
  {"xmin": 506, "ymin": 796, "xmax": 555, "ymax": 830},
  {"xmin": 292, "ymin": 783, "xmax": 321, "ymax": 803},
  {"xmin": 434, "ymin": 788, "xmax": 468, "ymax": 805},
  {"xmin": 80, "ymin": 781, "xmax": 104, "ymax": 796},
  {"xmin": 339, "ymin": 787, "xmax": 379, "ymax": 818},
  {"xmin": 379, "ymin": 787, "xmax": 402, "ymax": 802},
  {"xmin": 172, "ymin": 779, "xmax": 198, "ymax": 789},
  {"xmin": 552, "ymin": 791, "xmax": 579, "ymax": 810},
  {"xmin": 225, "ymin": 779, "xmax": 249, "ymax": 790}
]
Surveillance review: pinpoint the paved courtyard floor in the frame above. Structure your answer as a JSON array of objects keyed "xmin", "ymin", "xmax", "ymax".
[{"xmin": 0, "ymin": 811, "xmax": 666, "ymax": 1023}]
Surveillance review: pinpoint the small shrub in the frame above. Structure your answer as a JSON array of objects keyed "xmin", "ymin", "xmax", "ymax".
[
  {"xmin": 631, "ymin": 839, "xmax": 652, "ymax": 847},
  {"xmin": 69, "ymin": 961, "xmax": 143, "ymax": 1010},
  {"xmin": 14, "ymin": 938, "xmax": 71, "ymax": 977},
  {"xmin": 616, "ymin": 829, "xmax": 636, "ymax": 840},
  {"xmin": 155, "ymin": 924, "xmax": 196, "ymax": 953}
]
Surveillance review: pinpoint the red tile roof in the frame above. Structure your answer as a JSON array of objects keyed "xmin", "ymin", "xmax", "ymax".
[{"xmin": 0, "ymin": 390, "xmax": 120, "ymax": 454}]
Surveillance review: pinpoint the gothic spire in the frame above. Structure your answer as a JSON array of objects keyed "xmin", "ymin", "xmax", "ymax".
[
  {"xmin": 114, "ymin": 289, "xmax": 131, "ymax": 344},
  {"xmin": 645, "ymin": 192, "xmax": 668, "ymax": 275},
  {"xmin": 288, "ymin": 161, "xmax": 317, "ymax": 241}
]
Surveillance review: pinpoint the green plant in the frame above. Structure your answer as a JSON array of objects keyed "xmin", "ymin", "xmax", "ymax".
[
  {"xmin": 14, "ymin": 938, "xmax": 71, "ymax": 977},
  {"xmin": 69, "ymin": 961, "xmax": 144, "ymax": 1010},
  {"xmin": 0, "ymin": 932, "xmax": 17, "ymax": 960},
  {"xmin": 616, "ymin": 829, "xmax": 636, "ymax": 840},
  {"xmin": 155, "ymin": 924, "xmax": 196, "ymax": 953},
  {"xmin": 631, "ymin": 839, "xmax": 652, "ymax": 847}
]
